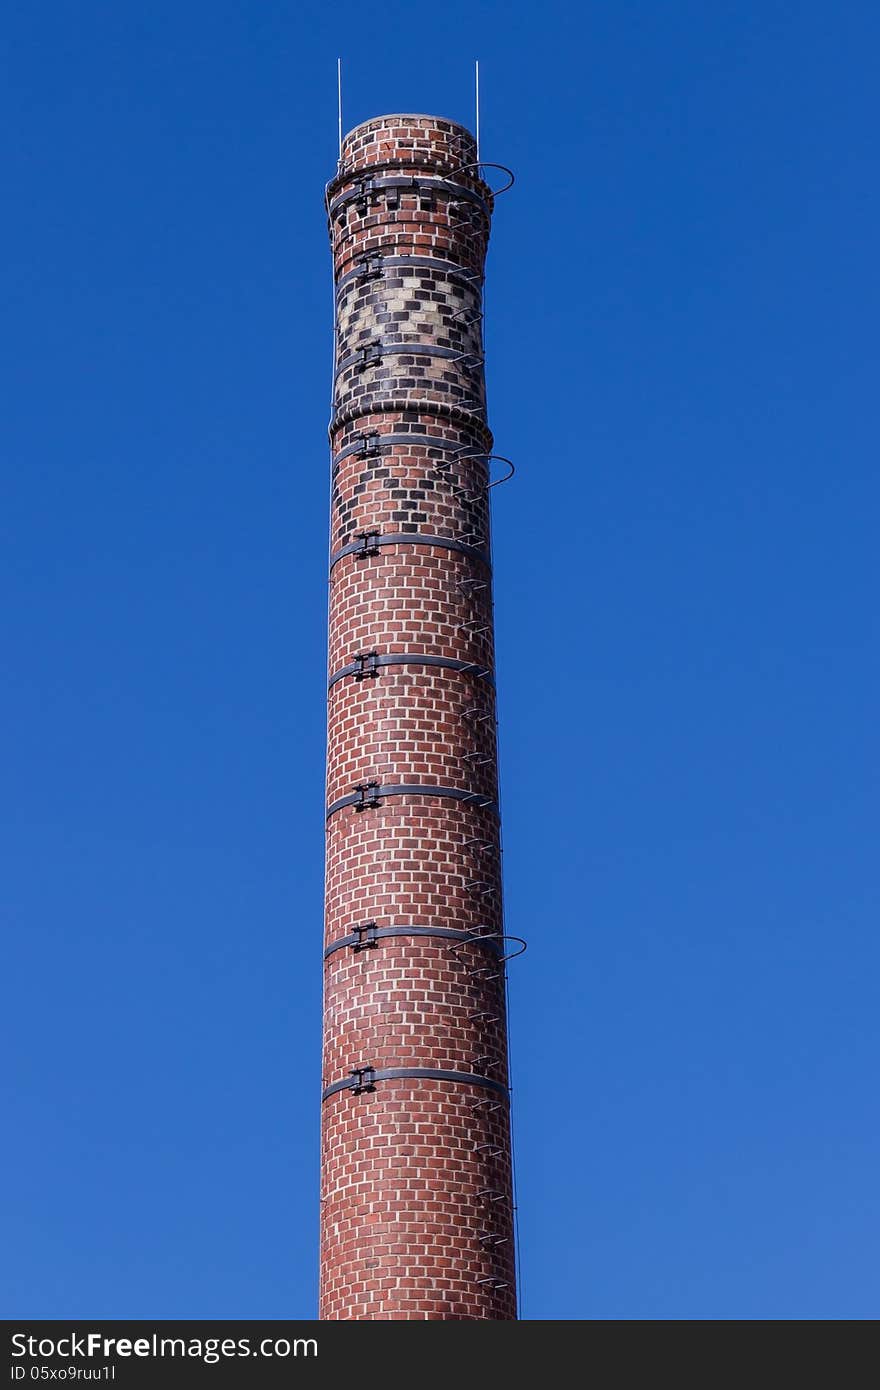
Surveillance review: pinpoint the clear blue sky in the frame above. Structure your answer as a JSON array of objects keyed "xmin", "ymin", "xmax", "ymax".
[{"xmin": 3, "ymin": 2, "xmax": 878, "ymax": 1321}]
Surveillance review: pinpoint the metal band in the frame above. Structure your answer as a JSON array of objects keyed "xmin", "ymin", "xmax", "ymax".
[
  {"xmin": 326, "ymin": 783, "xmax": 499, "ymax": 819},
  {"xmin": 334, "ymin": 342, "xmax": 483, "ymax": 379},
  {"xmin": 329, "ymin": 532, "xmax": 490, "ymax": 571},
  {"xmin": 322, "ymin": 1067, "xmax": 508, "ymax": 1102},
  {"xmin": 328, "ymin": 653, "xmax": 494, "ymax": 689},
  {"xmin": 329, "ymin": 397, "xmax": 490, "ymax": 438},
  {"xmin": 327, "ymin": 175, "xmax": 491, "ymax": 221},
  {"xmin": 335, "ymin": 254, "xmax": 482, "ymax": 296},
  {"xmin": 324, "ymin": 925, "xmax": 502, "ymax": 960},
  {"xmin": 331, "ymin": 431, "xmax": 485, "ymax": 470},
  {"xmin": 327, "ymin": 154, "xmax": 491, "ymax": 205}
]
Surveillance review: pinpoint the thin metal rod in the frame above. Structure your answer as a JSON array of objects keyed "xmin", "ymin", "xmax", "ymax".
[
  {"xmin": 475, "ymin": 60, "xmax": 480, "ymax": 160},
  {"xmin": 337, "ymin": 58, "xmax": 343, "ymax": 159}
]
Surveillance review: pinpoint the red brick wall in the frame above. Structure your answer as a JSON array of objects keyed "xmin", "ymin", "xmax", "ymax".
[{"xmin": 321, "ymin": 115, "xmax": 516, "ymax": 1320}]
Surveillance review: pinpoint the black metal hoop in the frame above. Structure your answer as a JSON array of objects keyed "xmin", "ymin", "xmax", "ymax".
[
  {"xmin": 328, "ymin": 652, "xmax": 495, "ymax": 689},
  {"xmin": 329, "ymin": 531, "xmax": 491, "ymax": 572},
  {"xmin": 323, "ymin": 924, "xmax": 504, "ymax": 960},
  {"xmin": 448, "ymin": 451, "xmax": 516, "ymax": 499},
  {"xmin": 326, "ymin": 782, "xmax": 499, "ymax": 819},
  {"xmin": 448, "ymin": 932, "xmax": 527, "ymax": 964},
  {"xmin": 322, "ymin": 1066, "xmax": 509, "ymax": 1102},
  {"xmin": 451, "ymin": 162, "xmax": 515, "ymax": 196}
]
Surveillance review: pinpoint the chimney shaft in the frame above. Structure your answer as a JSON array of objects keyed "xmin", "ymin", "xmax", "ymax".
[{"xmin": 320, "ymin": 114, "xmax": 517, "ymax": 1320}]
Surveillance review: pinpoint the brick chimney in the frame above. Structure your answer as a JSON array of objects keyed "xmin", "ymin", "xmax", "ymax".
[{"xmin": 320, "ymin": 114, "xmax": 517, "ymax": 1320}]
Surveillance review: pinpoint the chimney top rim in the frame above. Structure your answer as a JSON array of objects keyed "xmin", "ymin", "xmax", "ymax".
[{"xmin": 342, "ymin": 113, "xmax": 475, "ymax": 142}]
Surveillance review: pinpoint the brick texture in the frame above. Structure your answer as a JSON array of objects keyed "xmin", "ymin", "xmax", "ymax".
[{"xmin": 321, "ymin": 115, "xmax": 516, "ymax": 1320}]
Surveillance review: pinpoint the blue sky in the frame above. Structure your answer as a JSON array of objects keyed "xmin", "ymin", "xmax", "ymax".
[{"xmin": 3, "ymin": 1, "xmax": 878, "ymax": 1320}]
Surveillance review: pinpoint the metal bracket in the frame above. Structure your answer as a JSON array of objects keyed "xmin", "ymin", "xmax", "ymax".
[
  {"xmin": 355, "ymin": 253, "xmax": 384, "ymax": 281},
  {"xmin": 457, "ymin": 578, "xmax": 489, "ymax": 597},
  {"xmin": 354, "ymin": 530, "xmax": 381, "ymax": 558},
  {"xmin": 356, "ymin": 344, "xmax": 382, "ymax": 372},
  {"xmin": 348, "ymin": 1066, "xmax": 376, "ymax": 1094},
  {"xmin": 458, "ymin": 532, "xmax": 488, "ymax": 551},
  {"xmin": 471, "ymin": 1054, "xmax": 495, "ymax": 1069},
  {"xmin": 351, "ymin": 921, "xmax": 378, "ymax": 952},
  {"xmin": 413, "ymin": 177, "xmax": 435, "ymax": 206},
  {"xmin": 335, "ymin": 178, "xmax": 371, "ymax": 221},
  {"xmin": 452, "ymin": 350, "xmax": 485, "ymax": 371},
  {"xmin": 450, "ymin": 396, "xmax": 486, "ymax": 417},
  {"xmin": 468, "ymin": 965, "xmax": 502, "ymax": 983},
  {"xmin": 333, "ymin": 178, "xmax": 361, "ymax": 223},
  {"xmin": 462, "ymin": 708, "xmax": 493, "ymax": 725},
  {"xmin": 353, "ymin": 650, "xmax": 379, "ymax": 681},
  {"xmin": 463, "ymin": 876, "xmax": 496, "ymax": 895},
  {"xmin": 448, "ymin": 199, "xmax": 475, "ymax": 228},
  {"xmin": 356, "ymin": 431, "xmax": 382, "ymax": 458},
  {"xmin": 353, "ymin": 781, "xmax": 381, "ymax": 812}
]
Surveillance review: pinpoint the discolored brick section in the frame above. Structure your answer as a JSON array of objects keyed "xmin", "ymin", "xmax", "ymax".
[{"xmin": 321, "ymin": 115, "xmax": 516, "ymax": 1320}]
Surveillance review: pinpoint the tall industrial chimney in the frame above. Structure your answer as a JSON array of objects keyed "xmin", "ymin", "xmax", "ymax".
[{"xmin": 320, "ymin": 114, "xmax": 517, "ymax": 1320}]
